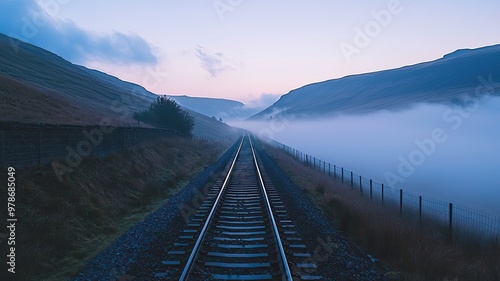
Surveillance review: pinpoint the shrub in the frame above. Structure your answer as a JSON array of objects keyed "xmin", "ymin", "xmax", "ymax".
[{"xmin": 133, "ymin": 96, "xmax": 194, "ymax": 135}]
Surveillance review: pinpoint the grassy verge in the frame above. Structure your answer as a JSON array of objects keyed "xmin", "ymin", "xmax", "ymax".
[
  {"xmin": 8, "ymin": 137, "xmax": 230, "ymax": 281},
  {"xmin": 262, "ymin": 143, "xmax": 500, "ymax": 281}
]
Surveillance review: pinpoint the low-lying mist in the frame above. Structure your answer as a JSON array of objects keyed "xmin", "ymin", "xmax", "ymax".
[{"xmin": 232, "ymin": 97, "xmax": 500, "ymax": 215}]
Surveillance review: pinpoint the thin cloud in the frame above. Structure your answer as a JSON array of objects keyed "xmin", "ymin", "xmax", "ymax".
[
  {"xmin": 0, "ymin": 0, "xmax": 157, "ymax": 65},
  {"xmin": 244, "ymin": 93, "xmax": 281, "ymax": 109},
  {"xmin": 195, "ymin": 45, "xmax": 239, "ymax": 77}
]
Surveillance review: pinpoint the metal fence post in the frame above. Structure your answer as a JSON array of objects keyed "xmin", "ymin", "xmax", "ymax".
[
  {"xmin": 400, "ymin": 189, "xmax": 403, "ymax": 215},
  {"xmin": 350, "ymin": 172, "xmax": 353, "ymax": 187},
  {"xmin": 323, "ymin": 161, "xmax": 326, "ymax": 174},
  {"xmin": 449, "ymin": 203, "xmax": 453, "ymax": 245},
  {"xmin": 328, "ymin": 163, "xmax": 331, "ymax": 176},
  {"xmin": 341, "ymin": 167, "xmax": 344, "ymax": 183},
  {"xmin": 334, "ymin": 165, "xmax": 336, "ymax": 179}
]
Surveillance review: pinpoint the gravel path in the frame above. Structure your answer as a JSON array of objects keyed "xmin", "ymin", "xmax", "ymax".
[{"xmin": 73, "ymin": 138, "xmax": 385, "ymax": 280}]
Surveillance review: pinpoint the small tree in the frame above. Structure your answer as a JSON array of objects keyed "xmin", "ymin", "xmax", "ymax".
[{"xmin": 133, "ymin": 96, "xmax": 194, "ymax": 136}]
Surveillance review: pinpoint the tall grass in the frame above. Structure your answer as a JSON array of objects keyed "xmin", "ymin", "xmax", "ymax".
[
  {"xmin": 264, "ymin": 144, "xmax": 500, "ymax": 281},
  {"xmin": 4, "ymin": 137, "xmax": 229, "ymax": 281}
]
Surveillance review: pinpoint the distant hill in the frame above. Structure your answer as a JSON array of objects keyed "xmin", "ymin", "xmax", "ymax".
[
  {"xmin": 251, "ymin": 44, "xmax": 500, "ymax": 119},
  {"xmin": 168, "ymin": 95, "xmax": 264, "ymax": 121},
  {"xmin": 0, "ymin": 33, "xmax": 236, "ymax": 137}
]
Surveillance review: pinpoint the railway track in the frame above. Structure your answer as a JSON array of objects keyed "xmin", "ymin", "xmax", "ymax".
[{"xmin": 154, "ymin": 135, "xmax": 321, "ymax": 280}]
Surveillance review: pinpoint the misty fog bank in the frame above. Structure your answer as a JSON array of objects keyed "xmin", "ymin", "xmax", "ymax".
[{"xmin": 232, "ymin": 97, "xmax": 500, "ymax": 215}]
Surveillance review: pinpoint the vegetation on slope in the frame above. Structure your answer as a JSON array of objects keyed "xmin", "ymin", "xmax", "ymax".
[
  {"xmin": 262, "ymin": 143, "xmax": 500, "ymax": 281},
  {"xmin": 0, "ymin": 33, "xmax": 237, "ymax": 138},
  {"xmin": 133, "ymin": 96, "xmax": 194, "ymax": 135},
  {"xmin": 1, "ymin": 137, "xmax": 229, "ymax": 281},
  {"xmin": 0, "ymin": 75, "xmax": 112, "ymax": 125}
]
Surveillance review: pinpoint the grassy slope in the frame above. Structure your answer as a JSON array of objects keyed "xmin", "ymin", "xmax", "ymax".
[
  {"xmin": 0, "ymin": 75, "xmax": 113, "ymax": 125},
  {"xmin": 252, "ymin": 45, "xmax": 500, "ymax": 119},
  {"xmin": 3, "ymin": 137, "xmax": 230, "ymax": 281},
  {"xmin": 0, "ymin": 33, "xmax": 236, "ymax": 137},
  {"xmin": 262, "ymin": 143, "xmax": 500, "ymax": 281}
]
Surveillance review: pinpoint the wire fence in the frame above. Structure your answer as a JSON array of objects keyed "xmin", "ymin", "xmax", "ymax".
[
  {"xmin": 268, "ymin": 138, "xmax": 500, "ymax": 244},
  {"xmin": 0, "ymin": 122, "xmax": 180, "ymax": 169}
]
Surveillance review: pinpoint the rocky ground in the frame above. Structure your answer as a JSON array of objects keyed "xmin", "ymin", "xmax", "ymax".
[
  {"xmin": 72, "ymin": 141, "xmax": 239, "ymax": 281},
  {"xmin": 254, "ymin": 141, "xmax": 386, "ymax": 280},
  {"xmin": 72, "ymin": 139, "xmax": 385, "ymax": 280}
]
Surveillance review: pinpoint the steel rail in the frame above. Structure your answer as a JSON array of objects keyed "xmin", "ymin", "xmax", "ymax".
[
  {"xmin": 178, "ymin": 135, "xmax": 245, "ymax": 281},
  {"xmin": 249, "ymin": 135, "xmax": 293, "ymax": 281}
]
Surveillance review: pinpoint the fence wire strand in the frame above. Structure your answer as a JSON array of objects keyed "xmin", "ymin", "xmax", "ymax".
[{"xmin": 269, "ymin": 138, "xmax": 500, "ymax": 241}]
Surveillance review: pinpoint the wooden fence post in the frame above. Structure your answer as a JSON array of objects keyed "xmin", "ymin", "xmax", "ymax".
[
  {"xmin": 359, "ymin": 176, "xmax": 362, "ymax": 194},
  {"xmin": 449, "ymin": 203, "xmax": 453, "ymax": 245},
  {"xmin": 400, "ymin": 189, "xmax": 403, "ymax": 215},
  {"xmin": 419, "ymin": 196, "xmax": 422, "ymax": 225},
  {"xmin": 370, "ymin": 179, "xmax": 373, "ymax": 200},
  {"xmin": 341, "ymin": 167, "xmax": 344, "ymax": 183},
  {"xmin": 382, "ymin": 183, "xmax": 385, "ymax": 206},
  {"xmin": 350, "ymin": 172, "xmax": 353, "ymax": 187}
]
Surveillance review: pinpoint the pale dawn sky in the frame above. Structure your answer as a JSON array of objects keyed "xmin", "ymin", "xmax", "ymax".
[{"xmin": 1, "ymin": 0, "xmax": 499, "ymax": 103}]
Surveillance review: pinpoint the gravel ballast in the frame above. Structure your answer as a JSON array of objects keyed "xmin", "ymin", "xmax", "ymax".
[
  {"xmin": 253, "ymin": 140, "xmax": 386, "ymax": 280},
  {"xmin": 72, "ymin": 141, "xmax": 239, "ymax": 281},
  {"xmin": 73, "ymin": 138, "xmax": 385, "ymax": 280}
]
